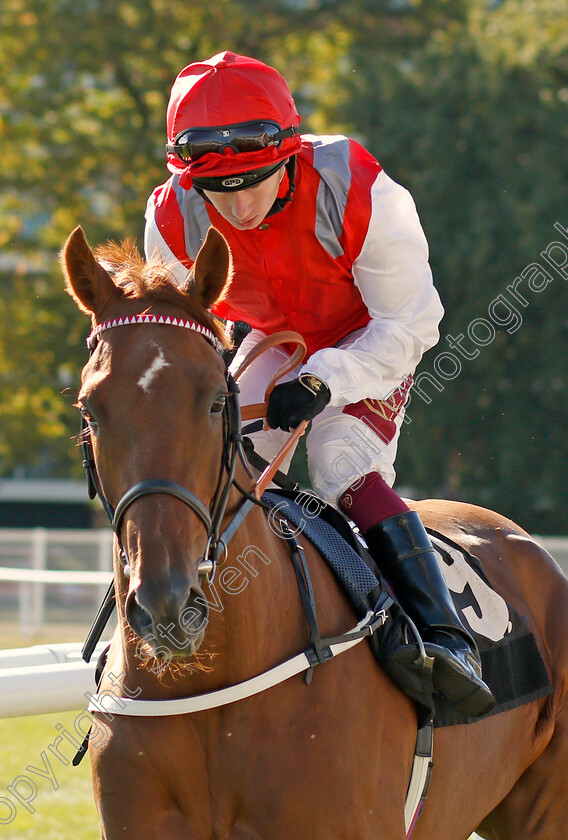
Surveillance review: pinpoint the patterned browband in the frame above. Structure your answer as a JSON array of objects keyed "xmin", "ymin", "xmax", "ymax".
[{"xmin": 86, "ymin": 313, "xmax": 224, "ymax": 352}]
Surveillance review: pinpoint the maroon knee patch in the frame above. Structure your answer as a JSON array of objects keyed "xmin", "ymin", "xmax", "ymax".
[{"xmin": 338, "ymin": 471, "xmax": 409, "ymax": 531}]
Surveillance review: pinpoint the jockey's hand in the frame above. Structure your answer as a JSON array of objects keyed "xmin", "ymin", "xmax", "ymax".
[{"xmin": 266, "ymin": 373, "xmax": 331, "ymax": 432}]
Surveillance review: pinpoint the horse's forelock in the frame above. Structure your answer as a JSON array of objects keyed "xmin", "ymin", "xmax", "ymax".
[
  {"xmin": 92, "ymin": 240, "xmax": 229, "ymax": 346},
  {"xmin": 94, "ymin": 239, "xmax": 142, "ymax": 275}
]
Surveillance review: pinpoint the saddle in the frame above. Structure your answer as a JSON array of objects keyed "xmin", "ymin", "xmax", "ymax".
[{"xmin": 262, "ymin": 489, "xmax": 553, "ymax": 729}]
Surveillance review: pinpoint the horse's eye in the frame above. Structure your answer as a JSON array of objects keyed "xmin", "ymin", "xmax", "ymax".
[
  {"xmin": 210, "ymin": 395, "xmax": 227, "ymax": 416},
  {"xmin": 79, "ymin": 403, "xmax": 98, "ymax": 432}
]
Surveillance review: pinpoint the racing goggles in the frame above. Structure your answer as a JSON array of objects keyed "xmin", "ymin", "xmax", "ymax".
[{"xmin": 166, "ymin": 120, "xmax": 297, "ymax": 164}]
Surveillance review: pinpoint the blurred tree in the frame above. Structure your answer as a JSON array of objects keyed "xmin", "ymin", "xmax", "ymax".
[
  {"xmin": 0, "ymin": 0, "xmax": 345, "ymax": 250},
  {"xmin": 0, "ymin": 264, "xmax": 85, "ymax": 476}
]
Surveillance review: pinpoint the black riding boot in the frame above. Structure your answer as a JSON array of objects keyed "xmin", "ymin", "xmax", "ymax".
[{"xmin": 364, "ymin": 511, "xmax": 496, "ymax": 718}]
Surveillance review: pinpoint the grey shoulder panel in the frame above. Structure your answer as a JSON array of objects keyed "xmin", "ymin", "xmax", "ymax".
[
  {"xmin": 172, "ymin": 177, "xmax": 212, "ymax": 262},
  {"xmin": 311, "ymin": 136, "xmax": 352, "ymax": 259}
]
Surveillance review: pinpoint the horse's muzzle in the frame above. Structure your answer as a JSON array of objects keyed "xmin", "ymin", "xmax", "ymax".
[{"xmin": 126, "ymin": 582, "xmax": 209, "ymax": 660}]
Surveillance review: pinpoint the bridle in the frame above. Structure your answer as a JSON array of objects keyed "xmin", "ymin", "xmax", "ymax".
[
  {"xmin": 79, "ymin": 314, "xmax": 306, "ymax": 663},
  {"xmin": 81, "ymin": 314, "xmax": 255, "ymax": 584}
]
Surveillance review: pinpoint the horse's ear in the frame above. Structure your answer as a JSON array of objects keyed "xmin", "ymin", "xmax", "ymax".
[
  {"xmin": 184, "ymin": 227, "xmax": 232, "ymax": 309},
  {"xmin": 61, "ymin": 226, "xmax": 120, "ymax": 316}
]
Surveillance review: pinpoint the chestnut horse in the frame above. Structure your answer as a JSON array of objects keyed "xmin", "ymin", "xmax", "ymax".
[{"xmin": 62, "ymin": 225, "xmax": 568, "ymax": 840}]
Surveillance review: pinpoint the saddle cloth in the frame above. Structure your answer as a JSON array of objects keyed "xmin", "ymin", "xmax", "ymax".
[{"xmin": 263, "ymin": 491, "xmax": 553, "ymax": 728}]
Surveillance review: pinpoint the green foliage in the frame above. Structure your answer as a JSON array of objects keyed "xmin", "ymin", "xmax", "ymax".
[
  {"xmin": 0, "ymin": 0, "xmax": 344, "ymax": 250},
  {"xmin": 1, "ymin": 0, "xmax": 567, "ymax": 530},
  {"xmin": 0, "ymin": 265, "xmax": 86, "ymax": 476}
]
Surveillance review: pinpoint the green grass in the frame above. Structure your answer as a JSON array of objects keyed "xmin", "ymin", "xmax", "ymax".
[
  {"xmin": 0, "ymin": 620, "xmax": 112, "ymax": 837},
  {"xmin": 0, "ymin": 710, "xmax": 100, "ymax": 839}
]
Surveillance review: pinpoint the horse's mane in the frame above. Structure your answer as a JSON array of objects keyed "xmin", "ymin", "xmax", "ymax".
[{"xmin": 94, "ymin": 239, "xmax": 228, "ymax": 346}]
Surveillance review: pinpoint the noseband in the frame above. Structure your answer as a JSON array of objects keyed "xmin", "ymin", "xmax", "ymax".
[{"xmin": 82, "ymin": 314, "xmax": 245, "ymax": 582}]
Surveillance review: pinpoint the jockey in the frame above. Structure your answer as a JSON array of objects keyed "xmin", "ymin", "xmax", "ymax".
[{"xmin": 145, "ymin": 51, "xmax": 495, "ymax": 718}]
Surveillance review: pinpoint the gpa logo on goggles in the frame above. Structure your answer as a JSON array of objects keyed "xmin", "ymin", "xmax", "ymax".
[{"xmin": 221, "ymin": 176, "xmax": 245, "ymax": 188}]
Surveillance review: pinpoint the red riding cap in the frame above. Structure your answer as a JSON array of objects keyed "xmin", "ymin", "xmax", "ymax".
[{"xmin": 166, "ymin": 51, "xmax": 302, "ymax": 183}]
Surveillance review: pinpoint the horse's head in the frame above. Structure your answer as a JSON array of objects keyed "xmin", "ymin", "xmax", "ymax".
[{"xmin": 62, "ymin": 226, "xmax": 235, "ymax": 662}]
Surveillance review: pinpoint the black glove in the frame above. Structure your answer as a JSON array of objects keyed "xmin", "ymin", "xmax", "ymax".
[{"xmin": 266, "ymin": 373, "xmax": 331, "ymax": 432}]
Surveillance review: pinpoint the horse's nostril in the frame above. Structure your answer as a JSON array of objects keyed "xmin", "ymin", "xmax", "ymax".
[
  {"xmin": 125, "ymin": 584, "xmax": 208, "ymax": 657},
  {"xmin": 180, "ymin": 589, "xmax": 209, "ymax": 637},
  {"xmin": 126, "ymin": 590, "xmax": 154, "ymax": 639}
]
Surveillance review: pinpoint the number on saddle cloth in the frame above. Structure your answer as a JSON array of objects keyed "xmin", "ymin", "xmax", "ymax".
[{"xmin": 428, "ymin": 530, "xmax": 553, "ymax": 728}]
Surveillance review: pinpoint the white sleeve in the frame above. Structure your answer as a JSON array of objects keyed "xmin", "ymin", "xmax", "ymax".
[
  {"xmin": 302, "ymin": 171, "xmax": 444, "ymax": 406},
  {"xmin": 144, "ymin": 193, "xmax": 191, "ymax": 286}
]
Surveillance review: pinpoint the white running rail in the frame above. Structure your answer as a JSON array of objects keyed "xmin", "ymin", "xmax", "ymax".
[
  {"xmin": 0, "ymin": 528, "xmax": 113, "ymax": 637},
  {"xmin": 0, "ymin": 641, "xmax": 109, "ymax": 717}
]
